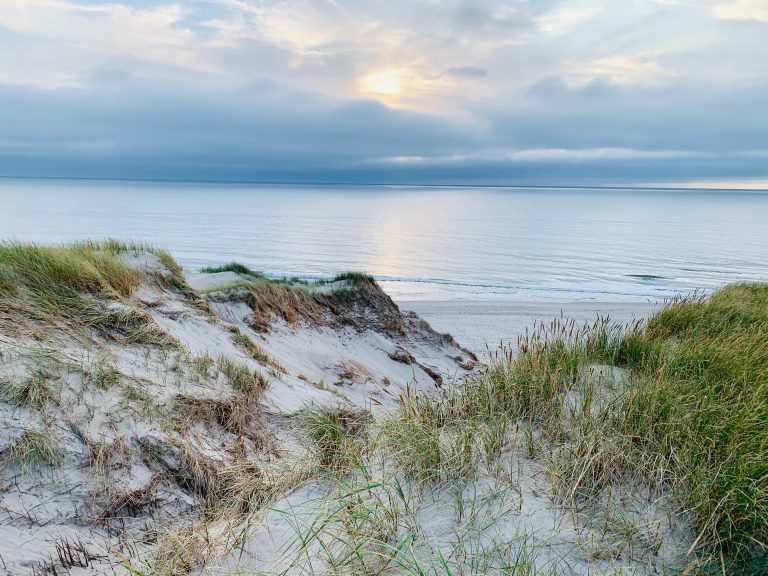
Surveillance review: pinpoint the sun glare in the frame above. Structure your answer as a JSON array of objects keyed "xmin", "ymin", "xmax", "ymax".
[
  {"xmin": 358, "ymin": 70, "xmax": 405, "ymax": 104},
  {"xmin": 356, "ymin": 68, "xmax": 453, "ymax": 110}
]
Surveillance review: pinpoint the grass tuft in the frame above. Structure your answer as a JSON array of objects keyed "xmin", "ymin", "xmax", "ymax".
[
  {"xmin": 382, "ymin": 390, "xmax": 482, "ymax": 484},
  {"xmin": 296, "ymin": 405, "xmax": 370, "ymax": 472},
  {"xmin": 2, "ymin": 429, "xmax": 61, "ymax": 471},
  {"xmin": 216, "ymin": 355, "xmax": 269, "ymax": 395},
  {"xmin": 84, "ymin": 359, "xmax": 121, "ymax": 390},
  {"xmin": 201, "ymin": 262, "xmax": 264, "ymax": 277},
  {"xmin": 1, "ymin": 367, "xmax": 56, "ymax": 409},
  {"xmin": 329, "ymin": 271, "xmax": 374, "ymax": 285},
  {"xmin": 171, "ymin": 393, "xmax": 265, "ymax": 440},
  {"xmin": 246, "ymin": 282, "xmax": 321, "ymax": 331},
  {"xmin": 227, "ymin": 324, "xmax": 272, "ymax": 365}
]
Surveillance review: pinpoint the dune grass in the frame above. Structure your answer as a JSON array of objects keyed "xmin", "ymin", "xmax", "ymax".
[
  {"xmin": 296, "ymin": 405, "xmax": 370, "ymax": 472},
  {"xmin": 1, "ymin": 367, "xmax": 56, "ymax": 408},
  {"xmin": 617, "ymin": 285, "xmax": 768, "ymax": 568},
  {"xmin": 0, "ymin": 240, "xmax": 188, "ymax": 319},
  {"xmin": 201, "ymin": 262, "xmax": 264, "ymax": 277},
  {"xmin": 171, "ymin": 393, "xmax": 261, "ymax": 438},
  {"xmin": 74, "ymin": 239, "xmax": 183, "ymax": 277},
  {"xmin": 0, "ymin": 241, "xmax": 194, "ymax": 344},
  {"xmin": 328, "ymin": 271, "xmax": 374, "ymax": 285},
  {"xmin": 216, "ymin": 354, "xmax": 270, "ymax": 395},
  {"xmin": 0, "ymin": 241, "xmax": 141, "ymax": 311},
  {"xmin": 201, "ymin": 261, "xmax": 374, "ymax": 290},
  {"xmin": 379, "ymin": 283, "xmax": 767, "ymax": 572},
  {"xmin": 226, "ymin": 324, "xmax": 275, "ymax": 367},
  {"xmin": 2, "ymin": 429, "xmax": 61, "ymax": 472}
]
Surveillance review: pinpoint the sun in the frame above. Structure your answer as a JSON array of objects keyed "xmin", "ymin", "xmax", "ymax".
[
  {"xmin": 359, "ymin": 70, "xmax": 403, "ymax": 99},
  {"xmin": 356, "ymin": 68, "xmax": 446, "ymax": 110}
]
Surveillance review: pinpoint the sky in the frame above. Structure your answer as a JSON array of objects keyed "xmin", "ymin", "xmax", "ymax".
[{"xmin": 1, "ymin": 0, "xmax": 767, "ymax": 186}]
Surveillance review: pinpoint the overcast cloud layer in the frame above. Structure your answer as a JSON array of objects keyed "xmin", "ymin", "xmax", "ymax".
[{"xmin": 1, "ymin": 0, "xmax": 767, "ymax": 186}]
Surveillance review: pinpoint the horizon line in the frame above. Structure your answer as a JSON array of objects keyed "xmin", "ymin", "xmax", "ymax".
[{"xmin": 1, "ymin": 174, "xmax": 767, "ymax": 194}]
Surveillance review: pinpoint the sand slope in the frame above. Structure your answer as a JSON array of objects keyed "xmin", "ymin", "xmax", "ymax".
[{"xmin": 0, "ymin": 255, "xmax": 475, "ymax": 575}]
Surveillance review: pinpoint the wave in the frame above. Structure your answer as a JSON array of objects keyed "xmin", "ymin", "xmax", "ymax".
[
  {"xmin": 258, "ymin": 271, "xmax": 699, "ymax": 300},
  {"xmin": 373, "ymin": 276, "xmax": 693, "ymax": 298}
]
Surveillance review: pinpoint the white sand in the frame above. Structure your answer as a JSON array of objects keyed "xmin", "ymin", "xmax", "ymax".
[
  {"xmin": 1, "ymin": 256, "xmax": 691, "ymax": 575},
  {"xmin": 0, "ymin": 261, "xmax": 477, "ymax": 575},
  {"xmin": 400, "ymin": 300, "xmax": 661, "ymax": 358}
]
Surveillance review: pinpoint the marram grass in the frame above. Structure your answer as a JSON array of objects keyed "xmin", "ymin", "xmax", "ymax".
[
  {"xmin": 382, "ymin": 283, "xmax": 767, "ymax": 572},
  {"xmin": 0, "ymin": 241, "xmax": 141, "ymax": 308},
  {"xmin": 0, "ymin": 240, "xmax": 186, "ymax": 316},
  {"xmin": 0, "ymin": 240, "xmax": 192, "ymax": 338}
]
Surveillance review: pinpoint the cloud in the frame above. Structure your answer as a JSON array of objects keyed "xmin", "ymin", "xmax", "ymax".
[
  {"xmin": 536, "ymin": 4, "xmax": 603, "ymax": 33},
  {"xmin": 443, "ymin": 66, "xmax": 488, "ymax": 79},
  {"xmin": 0, "ymin": 0, "xmax": 213, "ymax": 88},
  {"xmin": 202, "ymin": 0, "xmax": 534, "ymax": 108},
  {"xmin": 509, "ymin": 76, "xmax": 768, "ymax": 154},
  {"xmin": 1, "ymin": 70, "xmax": 766, "ymax": 185},
  {"xmin": 714, "ymin": 0, "xmax": 768, "ymax": 22},
  {"xmin": 564, "ymin": 53, "xmax": 676, "ymax": 86},
  {"xmin": 450, "ymin": 1, "xmax": 531, "ymax": 36},
  {"xmin": 0, "ymin": 0, "xmax": 767, "ymax": 185},
  {"xmin": 502, "ymin": 147, "xmax": 693, "ymax": 161},
  {"xmin": 0, "ymin": 79, "xmax": 483, "ymax": 180}
]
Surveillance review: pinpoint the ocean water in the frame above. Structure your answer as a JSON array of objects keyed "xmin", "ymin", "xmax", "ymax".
[{"xmin": 1, "ymin": 178, "xmax": 766, "ymax": 302}]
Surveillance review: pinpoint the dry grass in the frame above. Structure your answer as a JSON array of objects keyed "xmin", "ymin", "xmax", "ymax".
[
  {"xmin": 0, "ymin": 241, "xmax": 191, "ymax": 350},
  {"xmin": 377, "ymin": 284, "xmax": 768, "ymax": 573},
  {"xmin": 246, "ymin": 282, "xmax": 321, "ymax": 332},
  {"xmin": 171, "ymin": 393, "xmax": 265, "ymax": 440},
  {"xmin": 1, "ymin": 367, "xmax": 55, "ymax": 409},
  {"xmin": 98, "ymin": 475, "xmax": 166, "ymax": 523},
  {"xmin": 226, "ymin": 324, "xmax": 286, "ymax": 373},
  {"xmin": 148, "ymin": 523, "xmax": 210, "ymax": 576},
  {"xmin": 87, "ymin": 436, "xmax": 132, "ymax": 483},
  {"xmin": 1, "ymin": 429, "xmax": 61, "ymax": 472},
  {"xmin": 82, "ymin": 357, "xmax": 121, "ymax": 389},
  {"xmin": 142, "ymin": 459, "xmax": 301, "ymax": 576},
  {"xmin": 86, "ymin": 305, "xmax": 177, "ymax": 347},
  {"xmin": 52, "ymin": 535, "xmax": 104, "ymax": 570}
]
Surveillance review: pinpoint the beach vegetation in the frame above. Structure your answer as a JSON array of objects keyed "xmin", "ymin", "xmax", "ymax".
[
  {"xmin": 171, "ymin": 393, "xmax": 261, "ymax": 438},
  {"xmin": 296, "ymin": 404, "xmax": 370, "ymax": 472},
  {"xmin": 200, "ymin": 262, "xmax": 374, "ymax": 289},
  {"xmin": 329, "ymin": 271, "xmax": 374, "ymax": 285},
  {"xmin": 201, "ymin": 262, "xmax": 263, "ymax": 277},
  {"xmin": 0, "ymin": 241, "xmax": 198, "ymax": 334},
  {"xmin": 0, "ymin": 241, "xmax": 141, "ymax": 313},
  {"xmin": 216, "ymin": 354, "xmax": 269, "ymax": 395},
  {"xmin": 2, "ymin": 429, "xmax": 61, "ymax": 471},
  {"xmin": 246, "ymin": 281, "xmax": 321, "ymax": 331},
  {"xmin": 1, "ymin": 368, "xmax": 55, "ymax": 409},
  {"xmin": 84, "ymin": 359, "xmax": 121, "ymax": 390},
  {"xmin": 377, "ymin": 283, "xmax": 768, "ymax": 571},
  {"xmin": 227, "ymin": 324, "xmax": 275, "ymax": 367}
]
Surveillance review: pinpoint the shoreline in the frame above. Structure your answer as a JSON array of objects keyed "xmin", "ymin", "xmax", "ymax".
[{"xmin": 399, "ymin": 299, "xmax": 661, "ymax": 357}]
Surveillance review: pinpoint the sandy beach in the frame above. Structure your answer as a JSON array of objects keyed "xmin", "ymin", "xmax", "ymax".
[{"xmin": 401, "ymin": 299, "xmax": 661, "ymax": 358}]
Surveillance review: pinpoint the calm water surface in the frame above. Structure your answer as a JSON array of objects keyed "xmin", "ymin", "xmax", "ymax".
[{"xmin": 1, "ymin": 179, "xmax": 766, "ymax": 302}]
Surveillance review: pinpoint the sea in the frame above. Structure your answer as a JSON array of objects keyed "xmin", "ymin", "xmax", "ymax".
[{"xmin": 1, "ymin": 178, "xmax": 766, "ymax": 303}]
